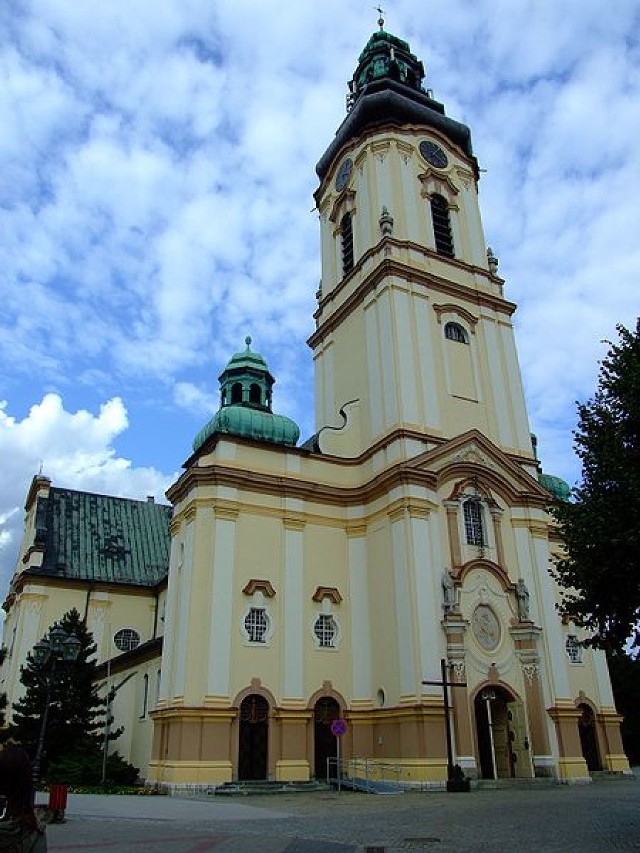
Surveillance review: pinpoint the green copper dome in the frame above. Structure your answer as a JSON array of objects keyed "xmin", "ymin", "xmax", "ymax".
[
  {"xmin": 350, "ymin": 22, "xmax": 425, "ymax": 102},
  {"xmin": 539, "ymin": 473, "xmax": 572, "ymax": 503},
  {"xmin": 195, "ymin": 406, "xmax": 300, "ymax": 449},
  {"xmin": 193, "ymin": 337, "xmax": 300, "ymax": 452}
]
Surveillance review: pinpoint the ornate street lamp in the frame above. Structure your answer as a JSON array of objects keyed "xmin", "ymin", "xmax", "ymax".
[{"xmin": 32, "ymin": 623, "xmax": 81, "ymax": 788}]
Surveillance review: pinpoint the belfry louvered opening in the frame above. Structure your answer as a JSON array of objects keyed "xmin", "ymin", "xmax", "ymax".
[
  {"xmin": 430, "ymin": 194, "xmax": 455, "ymax": 258},
  {"xmin": 340, "ymin": 211, "xmax": 354, "ymax": 275}
]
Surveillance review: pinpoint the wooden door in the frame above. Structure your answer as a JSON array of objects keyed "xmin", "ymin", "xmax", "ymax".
[
  {"xmin": 507, "ymin": 700, "xmax": 534, "ymax": 778},
  {"xmin": 238, "ymin": 695, "xmax": 269, "ymax": 781}
]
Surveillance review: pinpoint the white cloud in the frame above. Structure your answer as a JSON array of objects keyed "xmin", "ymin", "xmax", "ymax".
[{"xmin": 0, "ymin": 0, "xmax": 638, "ymax": 564}]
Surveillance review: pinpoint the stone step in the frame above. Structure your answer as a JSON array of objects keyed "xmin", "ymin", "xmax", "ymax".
[
  {"xmin": 590, "ymin": 770, "xmax": 636, "ymax": 782},
  {"xmin": 474, "ymin": 777, "xmax": 556, "ymax": 790},
  {"xmin": 214, "ymin": 779, "xmax": 329, "ymax": 796}
]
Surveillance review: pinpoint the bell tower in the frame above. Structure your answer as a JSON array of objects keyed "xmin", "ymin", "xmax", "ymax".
[{"xmin": 309, "ymin": 19, "xmax": 534, "ymax": 467}]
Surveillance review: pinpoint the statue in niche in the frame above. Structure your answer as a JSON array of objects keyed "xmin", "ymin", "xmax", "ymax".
[
  {"xmin": 442, "ymin": 569, "xmax": 456, "ymax": 614},
  {"xmin": 515, "ymin": 578, "xmax": 530, "ymax": 621}
]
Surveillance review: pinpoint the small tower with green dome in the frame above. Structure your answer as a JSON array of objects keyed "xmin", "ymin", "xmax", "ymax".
[{"xmin": 193, "ymin": 337, "xmax": 300, "ymax": 452}]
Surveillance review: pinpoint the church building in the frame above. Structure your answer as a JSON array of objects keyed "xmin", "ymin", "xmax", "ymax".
[{"xmin": 1, "ymin": 21, "xmax": 629, "ymax": 787}]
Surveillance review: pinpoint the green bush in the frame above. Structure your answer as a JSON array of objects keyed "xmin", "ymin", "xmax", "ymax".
[{"xmin": 47, "ymin": 749, "xmax": 139, "ymax": 786}]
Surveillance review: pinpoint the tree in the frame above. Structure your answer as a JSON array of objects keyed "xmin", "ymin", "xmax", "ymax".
[
  {"xmin": 9, "ymin": 608, "xmax": 123, "ymax": 779},
  {"xmin": 552, "ymin": 320, "xmax": 640, "ymax": 654},
  {"xmin": 607, "ymin": 649, "xmax": 640, "ymax": 763}
]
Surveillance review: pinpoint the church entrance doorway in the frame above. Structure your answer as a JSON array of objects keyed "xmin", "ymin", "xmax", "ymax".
[
  {"xmin": 578, "ymin": 703, "xmax": 602, "ymax": 771},
  {"xmin": 313, "ymin": 696, "xmax": 340, "ymax": 780},
  {"xmin": 238, "ymin": 694, "xmax": 269, "ymax": 780},
  {"xmin": 474, "ymin": 687, "xmax": 533, "ymax": 779}
]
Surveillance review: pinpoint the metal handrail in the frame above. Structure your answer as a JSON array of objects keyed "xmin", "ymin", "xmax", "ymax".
[{"xmin": 327, "ymin": 757, "xmax": 403, "ymax": 793}]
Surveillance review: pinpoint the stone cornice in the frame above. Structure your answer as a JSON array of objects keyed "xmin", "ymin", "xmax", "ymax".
[{"xmin": 309, "ymin": 248, "xmax": 515, "ymax": 349}]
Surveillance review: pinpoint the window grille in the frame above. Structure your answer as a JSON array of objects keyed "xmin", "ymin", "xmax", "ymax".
[
  {"xmin": 114, "ymin": 628, "xmax": 140, "ymax": 652},
  {"xmin": 566, "ymin": 635, "xmax": 582, "ymax": 663},
  {"xmin": 445, "ymin": 322, "xmax": 468, "ymax": 344},
  {"xmin": 244, "ymin": 607, "xmax": 268, "ymax": 643},
  {"xmin": 430, "ymin": 194, "xmax": 455, "ymax": 257},
  {"xmin": 340, "ymin": 212, "xmax": 354, "ymax": 275},
  {"xmin": 463, "ymin": 499, "xmax": 484, "ymax": 546},
  {"xmin": 314, "ymin": 614, "xmax": 337, "ymax": 648}
]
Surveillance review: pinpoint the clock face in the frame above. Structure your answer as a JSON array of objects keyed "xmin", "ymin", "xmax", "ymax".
[
  {"xmin": 335, "ymin": 158, "xmax": 353, "ymax": 192},
  {"xmin": 419, "ymin": 140, "xmax": 448, "ymax": 169}
]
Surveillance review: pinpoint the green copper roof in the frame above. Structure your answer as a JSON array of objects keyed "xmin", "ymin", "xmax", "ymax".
[
  {"xmin": 539, "ymin": 473, "xmax": 572, "ymax": 503},
  {"xmin": 351, "ymin": 25, "xmax": 425, "ymax": 100},
  {"xmin": 195, "ymin": 405, "xmax": 300, "ymax": 449},
  {"xmin": 193, "ymin": 338, "xmax": 300, "ymax": 452},
  {"xmin": 223, "ymin": 338, "xmax": 271, "ymax": 374},
  {"xmin": 29, "ymin": 488, "xmax": 171, "ymax": 586}
]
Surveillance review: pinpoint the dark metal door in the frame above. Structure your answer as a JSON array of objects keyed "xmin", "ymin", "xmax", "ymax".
[{"xmin": 238, "ymin": 694, "xmax": 269, "ymax": 780}]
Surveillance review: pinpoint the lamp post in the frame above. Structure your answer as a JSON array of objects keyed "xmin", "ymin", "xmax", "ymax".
[{"xmin": 31, "ymin": 622, "xmax": 81, "ymax": 789}]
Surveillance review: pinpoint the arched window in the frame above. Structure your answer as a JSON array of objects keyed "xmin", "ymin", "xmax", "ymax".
[
  {"xmin": 430, "ymin": 194, "xmax": 455, "ymax": 258},
  {"xmin": 230, "ymin": 382, "xmax": 243, "ymax": 404},
  {"xmin": 249, "ymin": 383, "xmax": 261, "ymax": 405},
  {"xmin": 340, "ymin": 212, "xmax": 354, "ymax": 275},
  {"xmin": 445, "ymin": 322, "xmax": 468, "ymax": 344},
  {"xmin": 463, "ymin": 499, "xmax": 485, "ymax": 546}
]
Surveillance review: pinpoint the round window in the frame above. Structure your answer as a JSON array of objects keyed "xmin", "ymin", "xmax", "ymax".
[{"xmin": 113, "ymin": 628, "xmax": 140, "ymax": 652}]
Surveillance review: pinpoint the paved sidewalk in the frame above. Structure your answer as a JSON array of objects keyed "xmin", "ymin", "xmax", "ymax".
[{"xmin": 43, "ymin": 773, "xmax": 640, "ymax": 852}]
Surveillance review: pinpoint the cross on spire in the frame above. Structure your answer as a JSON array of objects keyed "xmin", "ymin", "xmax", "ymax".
[{"xmin": 375, "ymin": 6, "xmax": 385, "ymax": 29}]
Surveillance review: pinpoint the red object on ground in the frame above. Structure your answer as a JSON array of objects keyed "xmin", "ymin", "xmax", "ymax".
[{"xmin": 48, "ymin": 784, "xmax": 68, "ymax": 822}]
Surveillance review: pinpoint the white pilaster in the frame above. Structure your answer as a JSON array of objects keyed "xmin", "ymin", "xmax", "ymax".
[
  {"xmin": 283, "ymin": 523, "xmax": 304, "ymax": 699},
  {"xmin": 348, "ymin": 531, "xmax": 372, "ymax": 699},
  {"xmin": 393, "ymin": 289, "xmax": 420, "ymax": 424},
  {"xmin": 529, "ymin": 531, "xmax": 572, "ymax": 701},
  {"xmin": 500, "ymin": 322, "xmax": 532, "ymax": 452},
  {"xmin": 173, "ymin": 517, "xmax": 195, "ymax": 698},
  {"xmin": 157, "ymin": 532, "xmax": 181, "ymax": 703},
  {"xmin": 592, "ymin": 649, "xmax": 615, "ymax": 707},
  {"xmin": 391, "ymin": 515, "xmax": 416, "ymax": 697},
  {"xmin": 207, "ymin": 513, "xmax": 237, "ymax": 697},
  {"xmin": 483, "ymin": 320, "xmax": 512, "ymax": 447},
  {"xmin": 365, "ymin": 300, "xmax": 383, "ymax": 438},
  {"xmin": 410, "ymin": 511, "xmax": 441, "ymax": 680}
]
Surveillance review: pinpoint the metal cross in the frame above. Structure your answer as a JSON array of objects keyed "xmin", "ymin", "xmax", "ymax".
[{"xmin": 422, "ymin": 658, "xmax": 468, "ymax": 782}]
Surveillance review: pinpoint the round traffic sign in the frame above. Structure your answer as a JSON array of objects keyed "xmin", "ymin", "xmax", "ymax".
[{"xmin": 331, "ymin": 718, "xmax": 347, "ymax": 737}]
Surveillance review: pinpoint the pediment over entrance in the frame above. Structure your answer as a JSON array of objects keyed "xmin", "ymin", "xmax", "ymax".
[{"xmin": 406, "ymin": 430, "xmax": 550, "ymax": 506}]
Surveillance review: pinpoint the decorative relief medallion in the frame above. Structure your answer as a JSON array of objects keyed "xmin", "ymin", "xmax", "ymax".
[{"xmin": 472, "ymin": 604, "xmax": 501, "ymax": 651}]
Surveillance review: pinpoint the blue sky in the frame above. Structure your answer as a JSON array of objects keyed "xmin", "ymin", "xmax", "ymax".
[{"xmin": 1, "ymin": 0, "xmax": 639, "ymax": 596}]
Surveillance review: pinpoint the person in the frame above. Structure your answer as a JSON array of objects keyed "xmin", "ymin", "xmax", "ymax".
[{"xmin": 0, "ymin": 746, "xmax": 47, "ymax": 852}]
